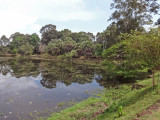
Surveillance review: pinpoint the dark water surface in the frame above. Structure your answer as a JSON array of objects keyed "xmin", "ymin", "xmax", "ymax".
[{"xmin": 0, "ymin": 57, "xmax": 109, "ymax": 120}]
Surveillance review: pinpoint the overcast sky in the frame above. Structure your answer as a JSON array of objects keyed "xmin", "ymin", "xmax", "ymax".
[
  {"xmin": 0, "ymin": 0, "xmax": 159, "ymax": 37},
  {"xmin": 0, "ymin": 0, "xmax": 113, "ymax": 37}
]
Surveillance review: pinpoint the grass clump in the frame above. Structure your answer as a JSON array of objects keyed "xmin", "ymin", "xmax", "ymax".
[{"xmin": 57, "ymin": 102, "xmax": 65, "ymax": 108}]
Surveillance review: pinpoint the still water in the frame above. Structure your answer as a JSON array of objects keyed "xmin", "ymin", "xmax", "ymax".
[{"xmin": 0, "ymin": 57, "xmax": 109, "ymax": 120}]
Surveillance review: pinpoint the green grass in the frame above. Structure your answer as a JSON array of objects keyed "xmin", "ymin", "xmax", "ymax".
[
  {"xmin": 48, "ymin": 74, "xmax": 160, "ymax": 120},
  {"xmin": 140, "ymin": 108, "xmax": 160, "ymax": 120},
  {"xmin": 48, "ymin": 97, "xmax": 102, "ymax": 120}
]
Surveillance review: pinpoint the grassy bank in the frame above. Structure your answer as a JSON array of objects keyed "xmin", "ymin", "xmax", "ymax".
[
  {"xmin": 0, "ymin": 54, "xmax": 103, "ymax": 68},
  {"xmin": 29, "ymin": 55, "xmax": 102, "ymax": 65},
  {"xmin": 0, "ymin": 54, "xmax": 19, "ymax": 57},
  {"xmin": 48, "ymin": 73, "xmax": 160, "ymax": 120}
]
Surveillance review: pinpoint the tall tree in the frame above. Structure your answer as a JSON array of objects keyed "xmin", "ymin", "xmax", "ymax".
[
  {"xmin": 87, "ymin": 32, "xmax": 95, "ymax": 41},
  {"xmin": 96, "ymin": 32, "xmax": 107, "ymax": 49},
  {"xmin": 9, "ymin": 32, "xmax": 27, "ymax": 50},
  {"xmin": 29, "ymin": 33, "xmax": 40, "ymax": 47},
  {"xmin": 109, "ymin": 0, "xmax": 160, "ymax": 33},
  {"xmin": 58, "ymin": 29, "xmax": 72, "ymax": 40},
  {"xmin": 0, "ymin": 35, "xmax": 9, "ymax": 46},
  {"xmin": 122, "ymin": 31, "xmax": 160, "ymax": 86},
  {"xmin": 9, "ymin": 32, "xmax": 40, "ymax": 54},
  {"xmin": 70, "ymin": 32, "xmax": 91, "ymax": 43},
  {"xmin": 40, "ymin": 24, "xmax": 58, "ymax": 45},
  {"xmin": 96, "ymin": 23, "xmax": 119, "ymax": 49}
]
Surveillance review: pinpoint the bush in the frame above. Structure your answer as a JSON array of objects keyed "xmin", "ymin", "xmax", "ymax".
[
  {"xmin": 12, "ymin": 48, "xmax": 18, "ymax": 54},
  {"xmin": 95, "ymin": 44, "xmax": 103, "ymax": 57},
  {"xmin": 18, "ymin": 43, "xmax": 33, "ymax": 55},
  {"xmin": 58, "ymin": 50, "xmax": 77, "ymax": 62}
]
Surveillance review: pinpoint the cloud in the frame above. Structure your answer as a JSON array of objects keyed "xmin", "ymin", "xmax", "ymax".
[
  {"xmin": 0, "ymin": 74, "xmax": 39, "ymax": 94},
  {"xmin": 0, "ymin": 0, "xmax": 96, "ymax": 37}
]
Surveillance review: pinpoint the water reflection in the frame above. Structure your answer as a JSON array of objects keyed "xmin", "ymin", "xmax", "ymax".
[
  {"xmin": 0, "ymin": 74, "xmax": 39, "ymax": 94},
  {"xmin": 0, "ymin": 57, "xmax": 116, "ymax": 120},
  {"xmin": 0, "ymin": 58, "xmax": 104, "ymax": 89}
]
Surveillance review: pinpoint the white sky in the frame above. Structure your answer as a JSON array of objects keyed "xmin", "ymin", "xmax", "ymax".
[
  {"xmin": 0, "ymin": 0, "xmax": 159, "ymax": 37},
  {"xmin": 0, "ymin": 0, "xmax": 111, "ymax": 37}
]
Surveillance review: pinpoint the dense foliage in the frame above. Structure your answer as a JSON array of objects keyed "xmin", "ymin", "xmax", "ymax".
[
  {"xmin": 109, "ymin": 0, "xmax": 160, "ymax": 33},
  {"xmin": 102, "ymin": 29, "xmax": 160, "ymax": 85},
  {"xmin": 0, "ymin": 24, "xmax": 101, "ymax": 59}
]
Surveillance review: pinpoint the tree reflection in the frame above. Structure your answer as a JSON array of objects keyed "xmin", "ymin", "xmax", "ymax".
[
  {"xmin": 41, "ymin": 78, "xmax": 57, "ymax": 89},
  {"xmin": 0, "ymin": 58, "xmax": 13, "ymax": 75},
  {"xmin": 0, "ymin": 58, "xmax": 110, "ymax": 89},
  {"xmin": 0, "ymin": 58, "xmax": 40, "ymax": 77},
  {"xmin": 39, "ymin": 62, "xmax": 94, "ymax": 88}
]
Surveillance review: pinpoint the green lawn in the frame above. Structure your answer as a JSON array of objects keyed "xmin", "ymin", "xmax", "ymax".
[{"xmin": 48, "ymin": 74, "xmax": 160, "ymax": 120}]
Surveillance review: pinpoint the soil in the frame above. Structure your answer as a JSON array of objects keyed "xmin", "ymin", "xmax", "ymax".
[{"xmin": 134, "ymin": 99, "xmax": 160, "ymax": 120}]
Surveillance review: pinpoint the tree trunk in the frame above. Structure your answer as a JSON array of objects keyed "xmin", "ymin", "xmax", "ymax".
[{"xmin": 153, "ymin": 71, "xmax": 155, "ymax": 86}]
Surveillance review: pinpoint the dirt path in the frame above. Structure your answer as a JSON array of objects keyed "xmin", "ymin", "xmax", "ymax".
[{"xmin": 134, "ymin": 99, "xmax": 160, "ymax": 120}]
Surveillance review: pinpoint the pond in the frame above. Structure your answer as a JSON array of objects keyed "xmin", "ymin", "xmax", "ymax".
[{"xmin": 0, "ymin": 57, "xmax": 115, "ymax": 120}]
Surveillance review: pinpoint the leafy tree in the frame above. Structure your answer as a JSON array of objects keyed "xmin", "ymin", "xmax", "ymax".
[
  {"xmin": 109, "ymin": 0, "xmax": 160, "ymax": 33},
  {"xmin": 46, "ymin": 39, "xmax": 64, "ymax": 56},
  {"xmin": 9, "ymin": 33, "xmax": 27, "ymax": 50},
  {"xmin": 77, "ymin": 41, "xmax": 95, "ymax": 57},
  {"xmin": 63, "ymin": 37, "xmax": 76, "ymax": 53},
  {"xmin": 29, "ymin": 33, "xmax": 40, "ymax": 54},
  {"xmin": 124, "ymin": 31, "xmax": 160, "ymax": 86},
  {"xmin": 19, "ymin": 43, "xmax": 34, "ymax": 55},
  {"xmin": 102, "ymin": 31, "xmax": 160, "ymax": 81},
  {"xmin": 46, "ymin": 38, "xmax": 76, "ymax": 56},
  {"xmin": 96, "ymin": 23, "xmax": 119, "ymax": 49},
  {"xmin": 102, "ymin": 39, "xmax": 127, "ymax": 60},
  {"xmin": 103, "ymin": 30, "xmax": 160, "ymax": 85},
  {"xmin": 58, "ymin": 29, "xmax": 72, "ymax": 40},
  {"xmin": 95, "ymin": 44, "xmax": 103, "ymax": 57},
  {"xmin": 0, "ymin": 35, "xmax": 10, "ymax": 54},
  {"xmin": 9, "ymin": 32, "xmax": 40, "ymax": 55},
  {"xmin": 0, "ymin": 35, "xmax": 9, "ymax": 46},
  {"xmin": 29, "ymin": 33, "xmax": 40, "ymax": 47},
  {"xmin": 12, "ymin": 48, "xmax": 18, "ymax": 54},
  {"xmin": 70, "ymin": 32, "xmax": 91, "ymax": 43},
  {"xmin": 40, "ymin": 24, "xmax": 58, "ymax": 45},
  {"xmin": 0, "ymin": 46, "xmax": 10, "ymax": 54},
  {"xmin": 87, "ymin": 32, "xmax": 95, "ymax": 41},
  {"xmin": 96, "ymin": 32, "xmax": 107, "ymax": 49},
  {"xmin": 105, "ymin": 23, "xmax": 120, "ymax": 47},
  {"xmin": 102, "ymin": 41, "xmax": 140, "ymax": 80}
]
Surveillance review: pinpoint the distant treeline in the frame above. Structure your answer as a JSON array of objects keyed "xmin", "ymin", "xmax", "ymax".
[{"xmin": 0, "ymin": 24, "xmax": 110, "ymax": 58}]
